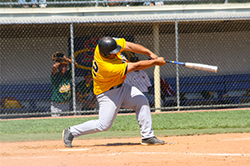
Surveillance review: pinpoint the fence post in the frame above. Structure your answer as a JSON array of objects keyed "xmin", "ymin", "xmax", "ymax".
[
  {"xmin": 175, "ymin": 21, "xmax": 180, "ymax": 111},
  {"xmin": 153, "ymin": 23, "xmax": 161, "ymax": 112},
  {"xmin": 95, "ymin": 0, "xmax": 98, "ymax": 7},
  {"xmin": 70, "ymin": 23, "xmax": 76, "ymax": 115}
]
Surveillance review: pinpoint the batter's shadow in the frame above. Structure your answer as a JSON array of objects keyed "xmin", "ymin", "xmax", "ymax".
[
  {"xmin": 99, "ymin": 142, "xmax": 177, "ymax": 146},
  {"xmin": 95, "ymin": 142, "xmax": 141, "ymax": 146},
  {"xmin": 72, "ymin": 142, "xmax": 141, "ymax": 148}
]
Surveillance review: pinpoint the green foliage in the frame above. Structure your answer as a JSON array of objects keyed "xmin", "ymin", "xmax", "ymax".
[
  {"xmin": 151, "ymin": 110, "xmax": 250, "ymax": 130},
  {"xmin": 0, "ymin": 116, "xmax": 98, "ymax": 134},
  {"xmin": 0, "ymin": 110, "xmax": 250, "ymax": 142}
]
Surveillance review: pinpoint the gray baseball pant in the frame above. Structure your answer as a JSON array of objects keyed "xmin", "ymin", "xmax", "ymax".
[{"xmin": 70, "ymin": 82, "xmax": 154, "ymax": 139}]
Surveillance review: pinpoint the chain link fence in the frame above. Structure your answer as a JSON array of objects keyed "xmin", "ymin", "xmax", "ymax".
[
  {"xmin": 1, "ymin": 0, "xmax": 250, "ymax": 8},
  {"xmin": 1, "ymin": 5, "xmax": 250, "ymax": 118}
]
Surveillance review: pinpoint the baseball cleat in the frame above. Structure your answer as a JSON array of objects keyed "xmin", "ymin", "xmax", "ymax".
[
  {"xmin": 141, "ymin": 136, "xmax": 165, "ymax": 145},
  {"xmin": 62, "ymin": 128, "xmax": 74, "ymax": 147}
]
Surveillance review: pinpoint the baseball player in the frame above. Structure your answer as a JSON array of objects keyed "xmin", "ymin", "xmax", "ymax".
[
  {"xmin": 63, "ymin": 37, "xmax": 166, "ymax": 147},
  {"xmin": 51, "ymin": 52, "xmax": 77, "ymax": 117}
]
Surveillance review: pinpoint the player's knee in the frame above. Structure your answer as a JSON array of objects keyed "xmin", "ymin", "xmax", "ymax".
[
  {"xmin": 98, "ymin": 121, "xmax": 112, "ymax": 132},
  {"xmin": 136, "ymin": 95, "xmax": 150, "ymax": 109}
]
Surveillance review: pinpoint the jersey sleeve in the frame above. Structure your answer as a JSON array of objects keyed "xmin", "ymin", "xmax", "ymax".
[{"xmin": 115, "ymin": 38, "xmax": 126, "ymax": 52}]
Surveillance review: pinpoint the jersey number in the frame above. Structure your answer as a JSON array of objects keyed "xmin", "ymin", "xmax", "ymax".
[{"xmin": 92, "ymin": 61, "xmax": 99, "ymax": 77}]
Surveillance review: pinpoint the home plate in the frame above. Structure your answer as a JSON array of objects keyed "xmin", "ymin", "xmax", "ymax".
[{"xmin": 57, "ymin": 148, "xmax": 91, "ymax": 152}]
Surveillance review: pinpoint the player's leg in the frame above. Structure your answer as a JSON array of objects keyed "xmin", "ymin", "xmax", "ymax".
[
  {"xmin": 63, "ymin": 88, "xmax": 123, "ymax": 147},
  {"xmin": 70, "ymin": 97, "xmax": 118, "ymax": 135},
  {"xmin": 121, "ymin": 83, "xmax": 165, "ymax": 145},
  {"xmin": 143, "ymin": 92, "xmax": 164, "ymax": 107},
  {"xmin": 121, "ymin": 83, "xmax": 154, "ymax": 138}
]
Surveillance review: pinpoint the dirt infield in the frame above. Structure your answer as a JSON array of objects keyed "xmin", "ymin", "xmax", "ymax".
[{"xmin": 1, "ymin": 133, "xmax": 250, "ymax": 166}]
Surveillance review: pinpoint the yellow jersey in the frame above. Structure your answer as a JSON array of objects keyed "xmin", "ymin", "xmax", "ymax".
[{"xmin": 92, "ymin": 38, "xmax": 128, "ymax": 95}]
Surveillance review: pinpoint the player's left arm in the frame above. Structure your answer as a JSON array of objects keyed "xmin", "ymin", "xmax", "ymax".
[{"xmin": 124, "ymin": 42, "xmax": 158, "ymax": 60}]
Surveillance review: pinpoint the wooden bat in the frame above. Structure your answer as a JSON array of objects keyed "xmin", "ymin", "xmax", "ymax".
[{"xmin": 165, "ymin": 60, "xmax": 218, "ymax": 73}]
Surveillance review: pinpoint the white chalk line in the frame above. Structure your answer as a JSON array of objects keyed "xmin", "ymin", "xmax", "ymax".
[
  {"xmin": 3, "ymin": 151, "xmax": 250, "ymax": 160},
  {"xmin": 56, "ymin": 148, "xmax": 92, "ymax": 152},
  {"xmin": 2, "ymin": 156, "xmax": 60, "ymax": 160},
  {"xmin": 88, "ymin": 152, "xmax": 250, "ymax": 157},
  {"xmin": 221, "ymin": 138, "xmax": 250, "ymax": 141}
]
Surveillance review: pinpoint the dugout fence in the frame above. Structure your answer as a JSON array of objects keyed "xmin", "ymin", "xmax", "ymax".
[{"xmin": 0, "ymin": 9, "xmax": 250, "ymax": 118}]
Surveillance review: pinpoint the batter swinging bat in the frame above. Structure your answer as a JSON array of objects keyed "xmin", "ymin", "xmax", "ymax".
[{"xmin": 165, "ymin": 60, "xmax": 218, "ymax": 73}]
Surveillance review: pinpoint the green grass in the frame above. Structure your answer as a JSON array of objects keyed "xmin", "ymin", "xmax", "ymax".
[{"xmin": 1, "ymin": 109, "xmax": 250, "ymax": 142}]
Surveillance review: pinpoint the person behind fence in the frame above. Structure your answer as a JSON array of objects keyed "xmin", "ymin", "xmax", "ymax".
[
  {"xmin": 0, "ymin": 97, "xmax": 24, "ymax": 109},
  {"xmin": 150, "ymin": 78, "xmax": 186, "ymax": 104},
  {"xmin": 75, "ymin": 71, "xmax": 97, "ymax": 112},
  {"xmin": 143, "ymin": 2, "xmax": 154, "ymax": 6},
  {"xmin": 160, "ymin": 77, "xmax": 176, "ymax": 101},
  {"xmin": 18, "ymin": 0, "xmax": 38, "ymax": 8},
  {"xmin": 201, "ymin": 90, "xmax": 214, "ymax": 99},
  {"xmin": 143, "ymin": 1, "xmax": 163, "ymax": 6},
  {"xmin": 51, "ymin": 52, "xmax": 77, "ymax": 117},
  {"xmin": 62, "ymin": 36, "xmax": 167, "ymax": 147},
  {"xmin": 18, "ymin": 0, "xmax": 46, "ymax": 8},
  {"xmin": 124, "ymin": 56, "xmax": 161, "ymax": 107},
  {"xmin": 39, "ymin": 0, "xmax": 47, "ymax": 8}
]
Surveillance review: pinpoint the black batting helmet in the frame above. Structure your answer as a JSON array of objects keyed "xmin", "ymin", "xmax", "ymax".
[{"xmin": 98, "ymin": 37, "xmax": 122, "ymax": 57}]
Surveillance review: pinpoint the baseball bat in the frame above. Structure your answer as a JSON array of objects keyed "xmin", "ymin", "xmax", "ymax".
[{"xmin": 165, "ymin": 60, "xmax": 218, "ymax": 73}]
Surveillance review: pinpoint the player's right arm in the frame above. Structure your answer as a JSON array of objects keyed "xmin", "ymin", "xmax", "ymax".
[
  {"xmin": 127, "ymin": 57, "xmax": 166, "ymax": 74},
  {"xmin": 64, "ymin": 56, "xmax": 78, "ymax": 69}
]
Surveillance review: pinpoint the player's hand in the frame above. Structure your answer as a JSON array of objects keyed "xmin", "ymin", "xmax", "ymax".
[
  {"xmin": 155, "ymin": 57, "xmax": 166, "ymax": 66},
  {"xmin": 149, "ymin": 53, "xmax": 158, "ymax": 60}
]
